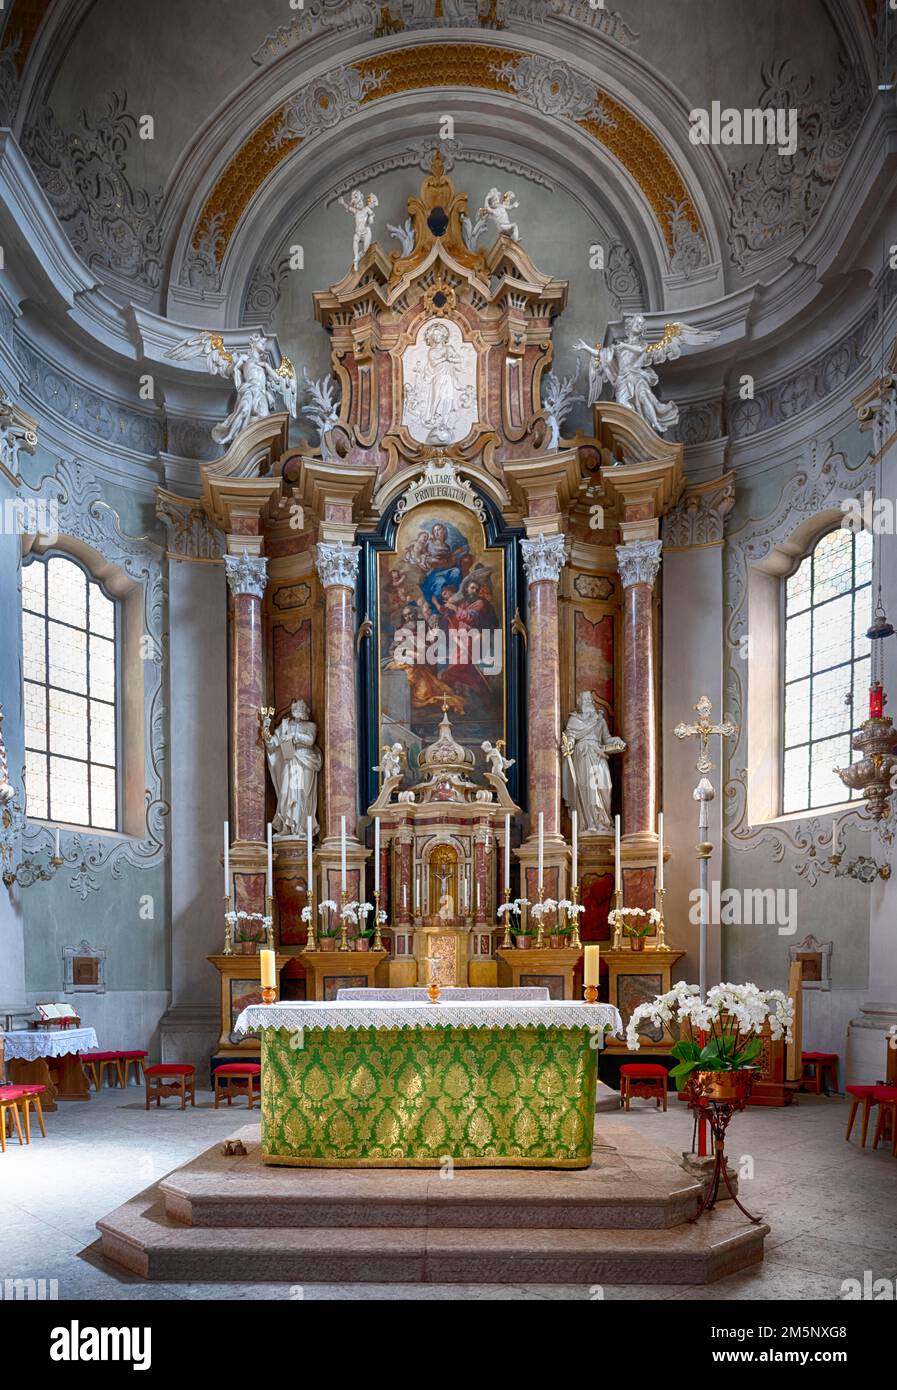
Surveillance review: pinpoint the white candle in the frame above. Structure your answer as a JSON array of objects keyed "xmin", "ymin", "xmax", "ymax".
[
  {"xmin": 374, "ymin": 817, "xmax": 380, "ymax": 892},
  {"xmin": 266, "ymin": 822, "xmax": 273, "ymax": 898},
  {"xmin": 504, "ymin": 813, "xmax": 511, "ymax": 892},
  {"xmin": 259, "ymin": 949, "xmax": 276, "ymax": 990},
  {"xmin": 476, "ymin": 882, "xmax": 481, "ymax": 910},
  {"xmin": 657, "ymin": 811, "xmax": 664, "ymax": 892},
  {"xmin": 583, "ymin": 944, "xmax": 600, "ymax": 987},
  {"xmin": 340, "ymin": 816, "xmax": 347, "ymax": 892},
  {"xmin": 306, "ymin": 815, "xmax": 313, "ymax": 898},
  {"xmin": 55, "ymin": 828, "xmax": 60, "ymax": 858},
  {"xmin": 403, "ymin": 883, "xmax": 407, "ymax": 909},
  {"xmin": 614, "ymin": 814, "xmax": 621, "ymax": 894},
  {"xmin": 571, "ymin": 810, "xmax": 578, "ymax": 888},
  {"xmin": 224, "ymin": 821, "xmax": 230, "ymax": 895},
  {"xmin": 538, "ymin": 812, "xmax": 544, "ymax": 890}
]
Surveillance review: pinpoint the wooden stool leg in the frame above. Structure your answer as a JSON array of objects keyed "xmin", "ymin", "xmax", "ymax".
[
  {"xmin": 116, "ymin": 1059, "xmax": 126, "ymax": 1088},
  {"xmin": 21, "ymin": 1099, "xmax": 31, "ymax": 1144},
  {"xmin": 0, "ymin": 1105, "xmax": 6, "ymax": 1153},
  {"xmin": 662, "ymin": 1081, "xmax": 667, "ymax": 1113},
  {"xmin": 9, "ymin": 1102, "xmax": 23, "ymax": 1146},
  {"xmin": 214, "ymin": 1076, "xmax": 220, "ymax": 1109},
  {"xmin": 190, "ymin": 1074, "xmax": 195, "ymax": 1107},
  {"xmin": 145, "ymin": 1077, "xmax": 151, "ymax": 1110},
  {"xmin": 846, "ymin": 1097, "xmax": 859, "ymax": 1141},
  {"xmin": 180, "ymin": 1079, "xmax": 186, "ymax": 1110},
  {"xmin": 873, "ymin": 1107, "xmax": 886, "ymax": 1150},
  {"xmin": 32, "ymin": 1095, "xmax": 46, "ymax": 1138},
  {"xmin": 248, "ymin": 1078, "xmax": 254, "ymax": 1111}
]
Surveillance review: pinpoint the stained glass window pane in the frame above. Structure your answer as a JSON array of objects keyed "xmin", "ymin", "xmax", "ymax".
[
  {"xmin": 21, "ymin": 554, "xmax": 119, "ymax": 829},
  {"xmin": 783, "ymin": 525, "xmax": 872, "ymax": 813}
]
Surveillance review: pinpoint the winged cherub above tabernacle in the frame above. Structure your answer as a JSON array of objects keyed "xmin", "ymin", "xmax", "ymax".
[
  {"xmin": 166, "ymin": 331, "xmax": 297, "ymax": 446},
  {"xmin": 574, "ymin": 315, "xmax": 719, "ymax": 435}
]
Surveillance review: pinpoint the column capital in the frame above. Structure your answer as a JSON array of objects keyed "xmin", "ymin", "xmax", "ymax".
[
  {"xmin": 520, "ymin": 531, "xmax": 568, "ymax": 584},
  {"xmin": 616, "ymin": 538, "xmax": 662, "ymax": 589},
  {"xmin": 315, "ymin": 539, "xmax": 361, "ymax": 588},
  {"xmin": 224, "ymin": 550, "xmax": 267, "ymax": 599}
]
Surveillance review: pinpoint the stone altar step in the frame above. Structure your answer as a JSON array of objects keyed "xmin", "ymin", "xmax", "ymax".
[{"xmin": 96, "ymin": 1124, "xmax": 769, "ymax": 1285}]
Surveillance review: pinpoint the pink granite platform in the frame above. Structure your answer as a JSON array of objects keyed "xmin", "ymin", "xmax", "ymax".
[{"xmin": 97, "ymin": 1125, "xmax": 768, "ymax": 1285}]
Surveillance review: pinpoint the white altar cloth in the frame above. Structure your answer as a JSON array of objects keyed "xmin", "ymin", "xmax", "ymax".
[
  {"xmin": 235, "ymin": 1000, "xmax": 622, "ymax": 1035},
  {"xmin": 0, "ymin": 1026, "xmax": 98, "ymax": 1061}
]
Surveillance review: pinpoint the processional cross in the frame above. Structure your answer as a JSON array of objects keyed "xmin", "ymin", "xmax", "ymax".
[{"xmin": 673, "ymin": 695, "xmax": 737, "ymax": 774}]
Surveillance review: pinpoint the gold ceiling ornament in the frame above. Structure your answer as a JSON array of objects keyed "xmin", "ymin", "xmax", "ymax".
[
  {"xmin": 186, "ymin": 42, "xmax": 704, "ymax": 266},
  {"xmin": 390, "ymin": 148, "xmax": 486, "ymax": 280}
]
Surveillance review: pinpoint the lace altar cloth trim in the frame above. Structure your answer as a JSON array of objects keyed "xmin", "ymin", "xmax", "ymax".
[
  {"xmin": 235, "ymin": 1001, "xmax": 622, "ymax": 1034},
  {"xmin": 0, "ymin": 1027, "xmax": 99, "ymax": 1060},
  {"xmin": 335, "ymin": 987, "xmax": 551, "ymax": 1001}
]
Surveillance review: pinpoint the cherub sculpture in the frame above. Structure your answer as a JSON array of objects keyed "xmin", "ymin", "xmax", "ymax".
[
  {"xmin": 575, "ymin": 316, "xmax": 719, "ymax": 435},
  {"xmin": 463, "ymin": 188, "xmax": 520, "ymax": 248},
  {"xmin": 339, "ymin": 188, "xmax": 379, "ymax": 270},
  {"xmin": 166, "ymin": 331, "xmax": 297, "ymax": 446},
  {"xmin": 482, "ymin": 739, "xmax": 514, "ymax": 780},
  {"xmin": 375, "ymin": 742, "xmax": 406, "ymax": 782}
]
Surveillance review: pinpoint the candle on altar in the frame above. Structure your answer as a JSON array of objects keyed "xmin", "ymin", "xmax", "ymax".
[
  {"xmin": 583, "ymin": 944, "xmax": 600, "ymax": 987},
  {"xmin": 504, "ymin": 813, "xmax": 511, "ymax": 893},
  {"xmin": 402, "ymin": 883, "xmax": 407, "ymax": 909},
  {"xmin": 306, "ymin": 816, "xmax": 313, "ymax": 898},
  {"xmin": 266, "ymin": 822, "xmax": 273, "ymax": 898},
  {"xmin": 374, "ymin": 817, "xmax": 380, "ymax": 892},
  {"xmin": 537, "ymin": 812, "xmax": 544, "ymax": 890},
  {"xmin": 340, "ymin": 816, "xmax": 347, "ymax": 892},
  {"xmin": 223, "ymin": 821, "xmax": 229, "ymax": 894},
  {"xmin": 571, "ymin": 810, "xmax": 578, "ymax": 887},
  {"xmin": 476, "ymin": 882, "xmax": 481, "ymax": 910},
  {"xmin": 259, "ymin": 949, "xmax": 276, "ymax": 990},
  {"xmin": 614, "ymin": 814, "xmax": 621, "ymax": 893},
  {"xmin": 657, "ymin": 811, "xmax": 664, "ymax": 892},
  {"xmin": 55, "ymin": 828, "xmax": 60, "ymax": 858}
]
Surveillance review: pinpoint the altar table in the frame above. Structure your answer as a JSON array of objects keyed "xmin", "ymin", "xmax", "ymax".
[
  {"xmin": 234, "ymin": 1001, "xmax": 622, "ymax": 1169},
  {"xmin": 1, "ymin": 1026, "xmax": 98, "ymax": 1110}
]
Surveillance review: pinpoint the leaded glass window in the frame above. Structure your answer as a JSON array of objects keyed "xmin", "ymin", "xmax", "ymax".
[
  {"xmin": 782, "ymin": 526, "xmax": 873, "ymax": 814},
  {"xmin": 22, "ymin": 553, "xmax": 119, "ymax": 830}
]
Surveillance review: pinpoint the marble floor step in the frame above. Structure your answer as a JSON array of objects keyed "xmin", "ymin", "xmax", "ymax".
[{"xmin": 98, "ymin": 1193, "xmax": 768, "ymax": 1285}]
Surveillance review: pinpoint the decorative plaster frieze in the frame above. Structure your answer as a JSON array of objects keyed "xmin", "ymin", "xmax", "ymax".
[
  {"xmin": 224, "ymin": 551, "xmax": 268, "ymax": 599},
  {"xmin": 20, "ymin": 458, "xmax": 167, "ymax": 893},
  {"xmin": 727, "ymin": 58, "xmax": 868, "ymax": 273},
  {"xmin": 179, "ymin": 211, "xmax": 226, "ymax": 292},
  {"xmin": 315, "ymin": 540, "xmax": 361, "ymax": 588},
  {"xmin": 723, "ymin": 438, "xmax": 881, "ymax": 875},
  {"xmin": 156, "ymin": 492, "xmax": 225, "ymax": 561},
  {"xmin": 663, "ymin": 475, "xmax": 734, "ymax": 550},
  {"xmin": 268, "ymin": 66, "xmax": 386, "ymax": 150},
  {"xmin": 668, "ymin": 400, "xmax": 724, "ymax": 447},
  {"xmin": 520, "ymin": 531, "xmax": 568, "ymax": 584},
  {"xmin": 0, "ymin": 42, "xmax": 21, "ymax": 128},
  {"xmin": 666, "ymin": 196, "xmax": 710, "ymax": 276},
  {"xmin": 491, "ymin": 54, "xmax": 615, "ymax": 127},
  {"xmin": 23, "ymin": 91, "xmax": 164, "ymax": 293},
  {"xmin": 604, "ymin": 242, "xmax": 644, "ymax": 313},
  {"xmin": 616, "ymin": 539, "xmax": 662, "ymax": 588},
  {"xmin": 16, "ymin": 342, "xmax": 162, "ymax": 457}
]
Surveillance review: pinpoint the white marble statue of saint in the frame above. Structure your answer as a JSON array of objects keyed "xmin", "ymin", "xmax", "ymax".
[
  {"xmin": 261, "ymin": 700, "xmax": 323, "ymax": 837},
  {"xmin": 403, "ymin": 321, "xmax": 475, "ymax": 445},
  {"xmin": 339, "ymin": 188, "xmax": 378, "ymax": 270},
  {"xmin": 561, "ymin": 691, "xmax": 626, "ymax": 834},
  {"xmin": 575, "ymin": 315, "xmax": 719, "ymax": 435}
]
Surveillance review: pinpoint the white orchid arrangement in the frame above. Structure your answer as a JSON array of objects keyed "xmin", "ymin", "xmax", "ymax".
[
  {"xmin": 224, "ymin": 909, "xmax": 273, "ymax": 939},
  {"xmin": 608, "ymin": 904, "xmax": 661, "ymax": 938},
  {"xmin": 497, "ymin": 898, "xmax": 530, "ymax": 918},
  {"xmin": 626, "ymin": 981, "xmax": 794, "ymax": 1091},
  {"xmin": 377, "ymin": 909, "xmax": 388, "ymax": 924},
  {"xmin": 317, "ymin": 899, "xmax": 338, "ymax": 934},
  {"xmin": 530, "ymin": 896, "xmax": 558, "ymax": 920},
  {"xmin": 300, "ymin": 905, "xmax": 313, "ymax": 923},
  {"xmin": 341, "ymin": 899, "xmax": 374, "ymax": 926}
]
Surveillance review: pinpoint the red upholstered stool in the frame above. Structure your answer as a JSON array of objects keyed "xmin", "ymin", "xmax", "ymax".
[
  {"xmin": 620, "ymin": 1063, "xmax": 669, "ymax": 1112},
  {"xmin": 144, "ymin": 1064, "xmax": 196, "ymax": 1111},
  {"xmin": 845, "ymin": 1084, "xmax": 882, "ymax": 1147},
  {"xmin": 0, "ymin": 1088, "xmax": 25, "ymax": 1151},
  {"xmin": 0, "ymin": 1085, "xmax": 47, "ymax": 1143},
  {"xmin": 872, "ymin": 1086, "xmax": 897, "ymax": 1158},
  {"xmin": 119, "ymin": 1051, "xmax": 148, "ymax": 1086},
  {"xmin": 801, "ymin": 1051, "xmax": 840, "ymax": 1095},
  {"xmin": 81, "ymin": 1050, "xmax": 125, "ymax": 1090},
  {"xmin": 214, "ymin": 1063, "xmax": 261, "ymax": 1110}
]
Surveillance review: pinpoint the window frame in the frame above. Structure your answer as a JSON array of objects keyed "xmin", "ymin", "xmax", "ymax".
[
  {"xmin": 779, "ymin": 523, "xmax": 872, "ymax": 816},
  {"xmin": 22, "ymin": 547, "xmax": 123, "ymax": 831}
]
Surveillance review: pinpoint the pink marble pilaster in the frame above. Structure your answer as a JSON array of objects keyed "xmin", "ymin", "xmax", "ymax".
[
  {"xmin": 315, "ymin": 541, "xmax": 361, "ymax": 841},
  {"xmin": 616, "ymin": 540, "xmax": 662, "ymax": 836},
  {"xmin": 224, "ymin": 552, "xmax": 268, "ymax": 846},
  {"xmin": 520, "ymin": 533, "xmax": 568, "ymax": 836}
]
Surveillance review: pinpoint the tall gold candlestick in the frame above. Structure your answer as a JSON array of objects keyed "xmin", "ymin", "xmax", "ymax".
[
  {"xmin": 500, "ymin": 908, "xmax": 512, "ymax": 949},
  {"xmin": 265, "ymin": 894, "xmax": 275, "ymax": 952},
  {"xmin": 569, "ymin": 883, "xmax": 582, "ymax": 950},
  {"xmin": 373, "ymin": 889, "xmax": 383, "ymax": 952},
  {"xmin": 305, "ymin": 892, "xmax": 317, "ymax": 952},
  {"xmin": 655, "ymin": 885, "xmax": 666, "ymax": 949},
  {"xmin": 223, "ymin": 894, "xmax": 233, "ymax": 956},
  {"xmin": 534, "ymin": 885, "xmax": 545, "ymax": 950},
  {"xmin": 338, "ymin": 889, "xmax": 351, "ymax": 951},
  {"xmin": 611, "ymin": 887, "xmax": 623, "ymax": 950}
]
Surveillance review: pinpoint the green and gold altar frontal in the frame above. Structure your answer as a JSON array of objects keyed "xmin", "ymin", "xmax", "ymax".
[{"xmin": 235, "ymin": 1001, "xmax": 622, "ymax": 1169}]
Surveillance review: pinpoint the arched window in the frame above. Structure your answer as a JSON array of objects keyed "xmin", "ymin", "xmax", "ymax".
[
  {"xmin": 782, "ymin": 526, "xmax": 873, "ymax": 814},
  {"xmin": 21, "ymin": 552, "xmax": 119, "ymax": 830}
]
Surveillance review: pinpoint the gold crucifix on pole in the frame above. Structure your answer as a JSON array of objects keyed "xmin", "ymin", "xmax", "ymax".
[{"xmin": 673, "ymin": 695, "xmax": 737, "ymax": 774}]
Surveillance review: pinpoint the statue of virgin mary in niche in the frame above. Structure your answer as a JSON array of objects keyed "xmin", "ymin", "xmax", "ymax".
[{"xmin": 403, "ymin": 321, "xmax": 475, "ymax": 445}]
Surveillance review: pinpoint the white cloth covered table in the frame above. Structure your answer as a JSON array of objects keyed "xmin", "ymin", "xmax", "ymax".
[
  {"xmin": 235, "ymin": 1000, "xmax": 621, "ymax": 1034},
  {"xmin": 335, "ymin": 986, "xmax": 552, "ymax": 1002},
  {"xmin": 0, "ymin": 1026, "xmax": 98, "ymax": 1060}
]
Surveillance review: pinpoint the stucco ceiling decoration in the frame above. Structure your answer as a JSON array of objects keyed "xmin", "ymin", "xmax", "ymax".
[{"xmin": 189, "ymin": 41, "xmax": 705, "ymax": 272}]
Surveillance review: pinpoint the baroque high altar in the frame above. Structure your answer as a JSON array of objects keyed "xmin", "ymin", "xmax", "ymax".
[{"xmin": 166, "ymin": 157, "xmax": 686, "ymax": 1027}]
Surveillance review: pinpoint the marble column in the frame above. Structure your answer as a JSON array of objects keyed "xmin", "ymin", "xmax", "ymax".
[
  {"xmin": 473, "ymin": 825, "xmax": 490, "ymax": 924},
  {"xmin": 315, "ymin": 540, "xmax": 361, "ymax": 844},
  {"xmin": 224, "ymin": 552, "xmax": 268, "ymax": 854},
  {"xmin": 616, "ymin": 539, "xmax": 662, "ymax": 839},
  {"xmin": 519, "ymin": 532, "xmax": 568, "ymax": 895}
]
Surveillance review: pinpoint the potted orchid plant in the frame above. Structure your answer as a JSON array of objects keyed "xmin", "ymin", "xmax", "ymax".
[
  {"xmin": 225, "ymin": 909, "xmax": 272, "ymax": 955},
  {"xmin": 340, "ymin": 900, "xmax": 375, "ymax": 950},
  {"xmin": 608, "ymin": 905, "xmax": 662, "ymax": 951},
  {"xmin": 626, "ymin": 981, "xmax": 794, "ymax": 1101},
  {"xmin": 317, "ymin": 899, "xmax": 338, "ymax": 944}
]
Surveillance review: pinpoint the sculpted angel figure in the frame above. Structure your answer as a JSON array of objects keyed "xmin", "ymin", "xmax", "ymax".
[
  {"xmin": 575, "ymin": 316, "xmax": 719, "ymax": 435},
  {"xmin": 166, "ymin": 331, "xmax": 297, "ymax": 446},
  {"xmin": 339, "ymin": 188, "xmax": 379, "ymax": 270},
  {"xmin": 481, "ymin": 739, "xmax": 514, "ymax": 780},
  {"xmin": 561, "ymin": 691, "xmax": 626, "ymax": 834},
  {"xmin": 375, "ymin": 742, "xmax": 405, "ymax": 782},
  {"xmin": 481, "ymin": 187, "xmax": 520, "ymax": 241},
  {"xmin": 261, "ymin": 700, "xmax": 323, "ymax": 837}
]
